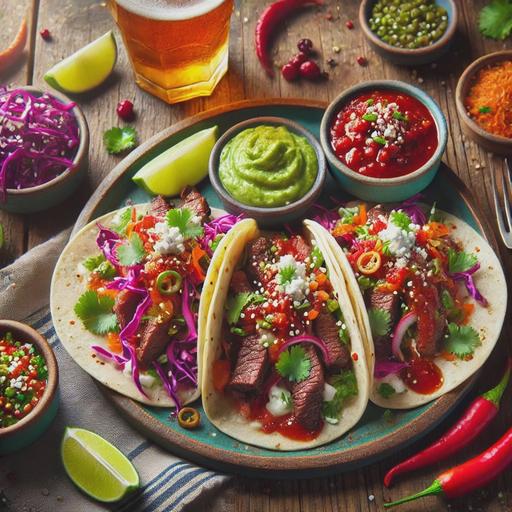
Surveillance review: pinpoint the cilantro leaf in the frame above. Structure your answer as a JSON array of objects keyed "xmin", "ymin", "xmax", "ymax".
[
  {"xmin": 390, "ymin": 211, "xmax": 413, "ymax": 231},
  {"xmin": 445, "ymin": 322, "xmax": 481, "ymax": 358},
  {"xmin": 112, "ymin": 208, "xmax": 132, "ymax": 235},
  {"xmin": 378, "ymin": 383, "xmax": 396, "ymax": 399},
  {"xmin": 96, "ymin": 261, "xmax": 117, "ymax": 280},
  {"xmin": 276, "ymin": 346, "xmax": 311, "ymax": 383},
  {"xmin": 74, "ymin": 290, "xmax": 119, "ymax": 335},
  {"xmin": 357, "ymin": 275, "xmax": 378, "ymax": 291},
  {"xmin": 322, "ymin": 370, "xmax": 358, "ymax": 420},
  {"xmin": 166, "ymin": 208, "xmax": 204, "ymax": 239},
  {"xmin": 368, "ymin": 308, "xmax": 391, "ymax": 337},
  {"xmin": 392, "ymin": 111, "xmax": 408, "ymax": 122},
  {"xmin": 338, "ymin": 206, "xmax": 360, "ymax": 224},
  {"xmin": 226, "ymin": 292, "xmax": 265, "ymax": 324},
  {"xmin": 103, "ymin": 127, "xmax": 138, "ymax": 154},
  {"xmin": 311, "ymin": 245, "xmax": 324, "ymax": 269},
  {"xmin": 117, "ymin": 233, "xmax": 146, "ymax": 266},
  {"xmin": 447, "ymin": 248, "xmax": 478, "ymax": 273},
  {"xmin": 429, "ymin": 202, "xmax": 444, "ymax": 223},
  {"xmin": 280, "ymin": 391, "xmax": 292, "ymax": 408},
  {"xmin": 479, "ymin": 106, "xmax": 492, "ymax": 114},
  {"xmin": 83, "ymin": 254, "xmax": 106, "ymax": 272},
  {"xmin": 479, "ymin": 0, "xmax": 512, "ymax": 40},
  {"xmin": 277, "ymin": 265, "xmax": 296, "ymax": 285}
]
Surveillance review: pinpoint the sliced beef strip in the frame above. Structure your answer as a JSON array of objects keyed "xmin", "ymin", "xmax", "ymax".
[
  {"xmin": 246, "ymin": 236, "xmax": 272, "ymax": 286},
  {"xmin": 180, "ymin": 186, "xmax": 211, "ymax": 223},
  {"xmin": 369, "ymin": 289, "xmax": 400, "ymax": 326},
  {"xmin": 227, "ymin": 334, "xmax": 268, "ymax": 394},
  {"xmin": 150, "ymin": 195, "xmax": 171, "ymax": 218},
  {"xmin": 313, "ymin": 310, "xmax": 350, "ymax": 369},
  {"xmin": 113, "ymin": 289, "xmax": 141, "ymax": 330},
  {"xmin": 292, "ymin": 345, "xmax": 325, "ymax": 431},
  {"xmin": 367, "ymin": 204, "xmax": 389, "ymax": 226},
  {"xmin": 291, "ymin": 235, "xmax": 311, "ymax": 261},
  {"xmin": 137, "ymin": 320, "xmax": 171, "ymax": 368},
  {"xmin": 230, "ymin": 270, "xmax": 253, "ymax": 294}
]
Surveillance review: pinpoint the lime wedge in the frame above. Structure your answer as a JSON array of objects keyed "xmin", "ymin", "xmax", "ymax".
[
  {"xmin": 44, "ymin": 31, "xmax": 117, "ymax": 93},
  {"xmin": 61, "ymin": 427, "xmax": 139, "ymax": 503},
  {"xmin": 133, "ymin": 126, "xmax": 218, "ymax": 196}
]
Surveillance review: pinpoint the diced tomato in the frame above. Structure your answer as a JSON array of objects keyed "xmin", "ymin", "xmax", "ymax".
[{"xmin": 378, "ymin": 267, "xmax": 408, "ymax": 292}]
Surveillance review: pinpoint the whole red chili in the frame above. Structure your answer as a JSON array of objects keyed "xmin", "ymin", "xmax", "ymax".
[
  {"xmin": 384, "ymin": 358, "xmax": 511, "ymax": 487},
  {"xmin": 255, "ymin": 0, "xmax": 323, "ymax": 77},
  {"xmin": 385, "ymin": 425, "xmax": 512, "ymax": 507}
]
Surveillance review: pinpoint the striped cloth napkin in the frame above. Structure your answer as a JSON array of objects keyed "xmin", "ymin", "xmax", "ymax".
[{"xmin": 0, "ymin": 231, "xmax": 227, "ymax": 512}]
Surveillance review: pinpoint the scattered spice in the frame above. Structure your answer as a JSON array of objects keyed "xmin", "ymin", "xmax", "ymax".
[
  {"xmin": 356, "ymin": 56, "xmax": 368, "ymax": 66},
  {"xmin": 40, "ymin": 29, "xmax": 51, "ymax": 41},
  {"xmin": 346, "ymin": 20, "xmax": 354, "ymax": 30},
  {"xmin": 116, "ymin": 99, "xmax": 134, "ymax": 121},
  {"xmin": 465, "ymin": 59, "xmax": 512, "ymax": 139},
  {"xmin": 281, "ymin": 39, "xmax": 327, "ymax": 82}
]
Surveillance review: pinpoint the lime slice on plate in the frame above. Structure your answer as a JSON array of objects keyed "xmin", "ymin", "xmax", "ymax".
[
  {"xmin": 44, "ymin": 31, "xmax": 117, "ymax": 93},
  {"xmin": 133, "ymin": 126, "xmax": 218, "ymax": 196},
  {"xmin": 61, "ymin": 427, "xmax": 139, "ymax": 503}
]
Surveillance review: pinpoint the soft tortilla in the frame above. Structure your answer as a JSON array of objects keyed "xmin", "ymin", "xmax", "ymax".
[
  {"xmin": 50, "ymin": 204, "xmax": 232, "ymax": 407},
  {"xmin": 321, "ymin": 208, "xmax": 507, "ymax": 409},
  {"xmin": 201, "ymin": 219, "xmax": 369, "ymax": 450}
]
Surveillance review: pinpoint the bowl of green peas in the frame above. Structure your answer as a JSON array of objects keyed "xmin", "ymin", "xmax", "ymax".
[
  {"xmin": 0, "ymin": 320, "xmax": 59, "ymax": 454},
  {"xmin": 359, "ymin": 0, "xmax": 457, "ymax": 66}
]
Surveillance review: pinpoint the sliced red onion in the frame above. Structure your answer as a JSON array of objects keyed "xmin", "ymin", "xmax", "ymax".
[
  {"xmin": 391, "ymin": 312, "xmax": 417, "ymax": 362},
  {"xmin": 127, "ymin": 344, "xmax": 148, "ymax": 398},
  {"xmin": 309, "ymin": 203, "xmax": 339, "ymax": 230},
  {"xmin": 199, "ymin": 213, "xmax": 243, "ymax": 255},
  {"xmin": 181, "ymin": 279, "xmax": 197, "ymax": 341},
  {"xmin": 449, "ymin": 263, "xmax": 488, "ymax": 306},
  {"xmin": 96, "ymin": 224, "xmax": 121, "ymax": 268},
  {"xmin": 277, "ymin": 335, "xmax": 332, "ymax": 365},
  {"xmin": 374, "ymin": 360, "xmax": 409, "ymax": 379},
  {"xmin": 400, "ymin": 194, "xmax": 427, "ymax": 226},
  {"xmin": 91, "ymin": 345, "xmax": 128, "ymax": 366},
  {"xmin": 153, "ymin": 361, "xmax": 181, "ymax": 410}
]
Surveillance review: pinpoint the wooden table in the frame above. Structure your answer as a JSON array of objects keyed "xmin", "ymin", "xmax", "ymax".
[{"xmin": 2, "ymin": 0, "xmax": 511, "ymax": 510}]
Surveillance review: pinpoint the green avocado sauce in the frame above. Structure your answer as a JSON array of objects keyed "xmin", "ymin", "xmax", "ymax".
[{"xmin": 218, "ymin": 125, "xmax": 318, "ymax": 208}]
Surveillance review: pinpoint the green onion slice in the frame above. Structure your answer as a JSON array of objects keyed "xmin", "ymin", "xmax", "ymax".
[{"xmin": 156, "ymin": 270, "xmax": 182, "ymax": 296}]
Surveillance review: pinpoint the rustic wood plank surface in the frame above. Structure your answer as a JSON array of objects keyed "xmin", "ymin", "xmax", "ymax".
[{"xmin": 1, "ymin": 0, "xmax": 511, "ymax": 510}]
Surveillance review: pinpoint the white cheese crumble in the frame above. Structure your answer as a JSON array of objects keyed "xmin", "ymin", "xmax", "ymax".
[
  {"xmin": 266, "ymin": 385, "xmax": 293, "ymax": 417},
  {"xmin": 275, "ymin": 254, "xmax": 308, "ymax": 302},
  {"xmin": 323, "ymin": 383, "xmax": 337, "ymax": 402},
  {"xmin": 150, "ymin": 221, "xmax": 185, "ymax": 255},
  {"xmin": 379, "ymin": 213, "xmax": 418, "ymax": 259}
]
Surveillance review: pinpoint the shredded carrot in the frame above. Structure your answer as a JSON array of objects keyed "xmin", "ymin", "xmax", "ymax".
[
  {"xmin": 332, "ymin": 223, "xmax": 355, "ymax": 236},
  {"xmin": 191, "ymin": 244, "xmax": 206, "ymax": 282},
  {"xmin": 354, "ymin": 204, "xmax": 367, "ymax": 225},
  {"xmin": 462, "ymin": 303, "xmax": 475, "ymax": 324},
  {"xmin": 107, "ymin": 332, "xmax": 123, "ymax": 354},
  {"xmin": 315, "ymin": 272, "xmax": 327, "ymax": 285},
  {"xmin": 425, "ymin": 221, "xmax": 449, "ymax": 240},
  {"xmin": 316, "ymin": 290, "xmax": 330, "ymax": 302},
  {"xmin": 309, "ymin": 280, "xmax": 319, "ymax": 292},
  {"xmin": 308, "ymin": 309, "xmax": 320, "ymax": 320},
  {"xmin": 465, "ymin": 60, "xmax": 512, "ymax": 139}
]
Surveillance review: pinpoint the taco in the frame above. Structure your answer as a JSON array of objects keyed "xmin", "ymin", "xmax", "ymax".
[
  {"xmin": 317, "ymin": 199, "xmax": 507, "ymax": 408},
  {"xmin": 201, "ymin": 219, "xmax": 369, "ymax": 450},
  {"xmin": 51, "ymin": 187, "xmax": 241, "ymax": 407}
]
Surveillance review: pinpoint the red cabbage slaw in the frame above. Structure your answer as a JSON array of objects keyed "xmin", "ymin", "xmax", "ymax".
[
  {"xmin": 0, "ymin": 87, "xmax": 79, "ymax": 200},
  {"xmin": 200, "ymin": 213, "xmax": 243, "ymax": 255}
]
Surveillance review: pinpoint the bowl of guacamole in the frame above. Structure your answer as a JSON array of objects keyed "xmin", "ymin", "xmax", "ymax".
[{"xmin": 209, "ymin": 117, "xmax": 326, "ymax": 226}]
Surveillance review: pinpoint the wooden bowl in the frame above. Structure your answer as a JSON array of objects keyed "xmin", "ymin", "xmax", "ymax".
[
  {"xmin": 0, "ymin": 86, "xmax": 89, "ymax": 214},
  {"xmin": 359, "ymin": 0, "xmax": 458, "ymax": 66},
  {"xmin": 209, "ymin": 116, "xmax": 326, "ymax": 227},
  {"xmin": 455, "ymin": 50, "xmax": 512, "ymax": 156},
  {"xmin": 0, "ymin": 320, "xmax": 59, "ymax": 454}
]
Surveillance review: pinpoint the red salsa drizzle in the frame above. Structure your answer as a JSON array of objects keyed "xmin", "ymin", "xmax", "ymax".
[
  {"xmin": 329, "ymin": 90, "xmax": 438, "ymax": 179},
  {"xmin": 0, "ymin": 332, "xmax": 48, "ymax": 427},
  {"xmin": 401, "ymin": 358, "xmax": 444, "ymax": 395}
]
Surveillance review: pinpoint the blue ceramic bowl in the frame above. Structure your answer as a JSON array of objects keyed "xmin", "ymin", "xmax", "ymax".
[
  {"xmin": 320, "ymin": 80, "xmax": 448, "ymax": 203},
  {"xmin": 1, "ymin": 86, "xmax": 89, "ymax": 214},
  {"xmin": 359, "ymin": 0, "xmax": 457, "ymax": 66},
  {"xmin": 0, "ymin": 320, "xmax": 59, "ymax": 455},
  {"xmin": 209, "ymin": 116, "xmax": 326, "ymax": 227}
]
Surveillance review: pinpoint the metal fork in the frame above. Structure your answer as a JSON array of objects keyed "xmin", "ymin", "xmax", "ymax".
[{"xmin": 492, "ymin": 158, "xmax": 512, "ymax": 249}]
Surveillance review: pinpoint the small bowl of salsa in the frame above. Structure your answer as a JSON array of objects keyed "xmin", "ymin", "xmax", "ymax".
[
  {"xmin": 209, "ymin": 117, "xmax": 326, "ymax": 226},
  {"xmin": 0, "ymin": 320, "xmax": 59, "ymax": 454},
  {"xmin": 320, "ymin": 80, "xmax": 447, "ymax": 202}
]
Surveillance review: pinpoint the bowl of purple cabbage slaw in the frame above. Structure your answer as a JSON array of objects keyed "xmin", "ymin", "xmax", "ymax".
[{"xmin": 0, "ymin": 86, "xmax": 88, "ymax": 213}]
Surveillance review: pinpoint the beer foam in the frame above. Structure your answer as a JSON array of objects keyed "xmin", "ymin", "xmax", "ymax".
[{"xmin": 115, "ymin": 0, "xmax": 227, "ymax": 20}]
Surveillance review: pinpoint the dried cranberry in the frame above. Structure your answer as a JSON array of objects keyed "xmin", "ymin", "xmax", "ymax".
[
  {"xmin": 297, "ymin": 38, "xmax": 313, "ymax": 55},
  {"xmin": 356, "ymin": 56, "xmax": 368, "ymax": 66},
  {"xmin": 346, "ymin": 20, "xmax": 354, "ymax": 30},
  {"xmin": 281, "ymin": 62, "xmax": 300, "ymax": 82},
  {"xmin": 116, "ymin": 100, "xmax": 134, "ymax": 121},
  {"xmin": 290, "ymin": 52, "xmax": 308, "ymax": 66},
  {"xmin": 40, "ymin": 29, "xmax": 51, "ymax": 41},
  {"xmin": 299, "ymin": 60, "xmax": 321, "ymax": 80}
]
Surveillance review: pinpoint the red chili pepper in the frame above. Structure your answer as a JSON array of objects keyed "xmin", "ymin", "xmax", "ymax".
[
  {"xmin": 384, "ymin": 358, "xmax": 511, "ymax": 487},
  {"xmin": 255, "ymin": 0, "xmax": 323, "ymax": 77},
  {"xmin": 385, "ymin": 423, "xmax": 512, "ymax": 507}
]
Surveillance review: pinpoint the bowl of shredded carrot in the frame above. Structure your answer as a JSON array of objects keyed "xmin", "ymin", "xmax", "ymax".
[{"xmin": 456, "ymin": 50, "xmax": 512, "ymax": 155}]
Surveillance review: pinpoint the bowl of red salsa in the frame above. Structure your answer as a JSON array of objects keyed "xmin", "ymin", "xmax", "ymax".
[
  {"xmin": 0, "ymin": 320, "xmax": 58, "ymax": 454},
  {"xmin": 320, "ymin": 80, "xmax": 447, "ymax": 202}
]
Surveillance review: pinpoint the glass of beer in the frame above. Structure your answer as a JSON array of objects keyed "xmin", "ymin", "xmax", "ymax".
[{"xmin": 109, "ymin": 0, "xmax": 234, "ymax": 104}]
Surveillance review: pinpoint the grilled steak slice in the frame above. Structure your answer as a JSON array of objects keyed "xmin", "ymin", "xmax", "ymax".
[
  {"xmin": 113, "ymin": 289, "xmax": 141, "ymax": 330},
  {"xmin": 292, "ymin": 345, "xmax": 324, "ymax": 431},
  {"xmin": 228, "ymin": 334, "xmax": 268, "ymax": 394},
  {"xmin": 180, "ymin": 186, "xmax": 210, "ymax": 223},
  {"xmin": 246, "ymin": 236, "xmax": 272, "ymax": 286},
  {"xmin": 367, "ymin": 204, "xmax": 389, "ymax": 226},
  {"xmin": 137, "ymin": 320, "xmax": 171, "ymax": 368},
  {"xmin": 150, "ymin": 195, "xmax": 171, "ymax": 218},
  {"xmin": 313, "ymin": 310, "xmax": 350, "ymax": 368},
  {"xmin": 369, "ymin": 289, "xmax": 399, "ymax": 326},
  {"xmin": 290, "ymin": 235, "xmax": 311, "ymax": 261},
  {"xmin": 230, "ymin": 270, "xmax": 253, "ymax": 294}
]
